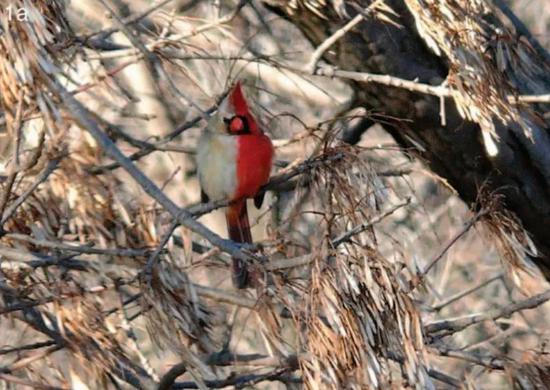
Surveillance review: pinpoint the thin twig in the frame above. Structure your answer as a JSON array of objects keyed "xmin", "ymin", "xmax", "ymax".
[
  {"xmin": 81, "ymin": 0, "xmax": 175, "ymax": 41},
  {"xmin": 193, "ymin": 284, "xmax": 257, "ymax": 308},
  {"xmin": 102, "ymin": 44, "xmax": 550, "ymax": 104},
  {"xmin": 172, "ymin": 368, "xmax": 298, "ymax": 389},
  {"xmin": 433, "ymin": 344, "xmax": 506, "ymax": 370},
  {"xmin": 0, "ymin": 341, "xmax": 56, "ymax": 356},
  {"xmin": 0, "ymin": 246, "xmax": 88, "ymax": 270},
  {"xmin": 159, "ymin": 353, "xmax": 300, "ymax": 389},
  {"xmin": 419, "ymin": 208, "xmax": 487, "ymax": 278},
  {"xmin": 4, "ymin": 233, "xmax": 151, "ymax": 257},
  {"xmin": 89, "ymin": 108, "xmax": 216, "ymax": 173},
  {"xmin": 430, "ymin": 273, "xmax": 503, "ymax": 312},
  {"xmin": 305, "ymin": 0, "xmax": 384, "ymax": 73},
  {"xmin": 266, "ymin": 254, "xmax": 315, "ymax": 271},
  {"xmin": 90, "ymin": 0, "xmax": 250, "ymax": 60},
  {"xmin": 0, "ymin": 157, "xmax": 61, "ymax": 226},
  {"xmin": 0, "ymin": 373, "xmax": 68, "ymax": 390},
  {"xmin": 332, "ymin": 198, "xmax": 411, "ymax": 247},
  {"xmin": 143, "ymin": 220, "xmax": 180, "ymax": 282},
  {"xmin": 425, "ymin": 288, "xmax": 550, "ymax": 336}
]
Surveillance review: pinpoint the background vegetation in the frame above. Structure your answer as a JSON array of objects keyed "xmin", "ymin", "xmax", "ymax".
[{"xmin": 0, "ymin": 0, "xmax": 549, "ymax": 388}]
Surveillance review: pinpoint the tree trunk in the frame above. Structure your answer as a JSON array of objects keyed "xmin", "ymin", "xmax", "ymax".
[{"xmin": 263, "ymin": 0, "xmax": 550, "ymax": 277}]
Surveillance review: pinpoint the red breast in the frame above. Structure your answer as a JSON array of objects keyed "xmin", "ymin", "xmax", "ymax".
[
  {"xmin": 233, "ymin": 133, "xmax": 273, "ymax": 200},
  {"xmin": 228, "ymin": 82, "xmax": 274, "ymax": 201},
  {"xmin": 197, "ymin": 81, "xmax": 273, "ymax": 203}
]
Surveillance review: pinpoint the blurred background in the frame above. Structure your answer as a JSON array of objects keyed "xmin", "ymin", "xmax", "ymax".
[{"xmin": 0, "ymin": 0, "xmax": 549, "ymax": 389}]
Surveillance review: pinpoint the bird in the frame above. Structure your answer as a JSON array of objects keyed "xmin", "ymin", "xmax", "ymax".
[{"xmin": 196, "ymin": 81, "xmax": 274, "ymax": 288}]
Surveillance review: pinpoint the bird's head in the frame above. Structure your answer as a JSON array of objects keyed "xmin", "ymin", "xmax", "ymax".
[{"xmin": 207, "ymin": 81, "xmax": 260, "ymax": 136}]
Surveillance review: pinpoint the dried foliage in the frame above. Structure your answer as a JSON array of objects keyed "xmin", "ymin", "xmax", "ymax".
[
  {"xmin": 0, "ymin": 1, "xmax": 550, "ymax": 389},
  {"xmin": 404, "ymin": 0, "xmax": 550, "ymax": 156},
  {"xmin": 481, "ymin": 196, "xmax": 540, "ymax": 294},
  {"xmin": 505, "ymin": 351, "xmax": 550, "ymax": 389},
  {"xmin": 0, "ymin": 0, "xmax": 69, "ymax": 142},
  {"xmin": 291, "ymin": 149, "xmax": 429, "ymax": 388}
]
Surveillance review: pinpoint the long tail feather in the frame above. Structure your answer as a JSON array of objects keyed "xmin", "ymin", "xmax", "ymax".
[{"xmin": 226, "ymin": 200, "xmax": 252, "ymax": 288}]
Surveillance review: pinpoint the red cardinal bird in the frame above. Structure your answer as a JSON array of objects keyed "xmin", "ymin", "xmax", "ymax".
[{"xmin": 197, "ymin": 81, "xmax": 274, "ymax": 288}]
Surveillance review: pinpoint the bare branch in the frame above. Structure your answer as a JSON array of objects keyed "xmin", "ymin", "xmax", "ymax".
[
  {"xmin": 332, "ymin": 198, "xmax": 411, "ymax": 247},
  {"xmin": 418, "ymin": 208, "xmax": 488, "ymax": 280},
  {"xmin": 1, "ymin": 157, "xmax": 61, "ymax": 226},
  {"xmin": 430, "ymin": 273, "xmax": 504, "ymax": 312},
  {"xmin": 426, "ymin": 289, "xmax": 550, "ymax": 336},
  {"xmin": 305, "ymin": 0, "xmax": 385, "ymax": 73}
]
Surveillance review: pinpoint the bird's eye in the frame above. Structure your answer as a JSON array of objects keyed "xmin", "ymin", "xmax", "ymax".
[{"xmin": 224, "ymin": 115, "xmax": 249, "ymax": 135}]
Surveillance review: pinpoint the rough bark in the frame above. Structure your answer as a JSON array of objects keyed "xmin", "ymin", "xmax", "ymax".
[{"xmin": 263, "ymin": 0, "xmax": 550, "ymax": 276}]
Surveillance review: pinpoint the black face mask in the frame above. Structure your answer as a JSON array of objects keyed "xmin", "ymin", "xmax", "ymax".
[{"xmin": 224, "ymin": 115, "xmax": 250, "ymax": 135}]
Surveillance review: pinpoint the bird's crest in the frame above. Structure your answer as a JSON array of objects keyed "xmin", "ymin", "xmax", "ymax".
[{"xmin": 229, "ymin": 81, "xmax": 249, "ymax": 116}]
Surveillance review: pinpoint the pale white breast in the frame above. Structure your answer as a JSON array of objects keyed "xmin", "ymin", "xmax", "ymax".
[{"xmin": 197, "ymin": 131, "xmax": 237, "ymax": 201}]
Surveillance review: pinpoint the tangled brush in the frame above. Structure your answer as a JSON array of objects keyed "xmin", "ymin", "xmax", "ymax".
[
  {"xmin": 404, "ymin": 0, "xmax": 550, "ymax": 155},
  {"xmin": 260, "ymin": 145, "xmax": 432, "ymax": 389},
  {"xmin": 2, "ymin": 0, "xmax": 550, "ymax": 389}
]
